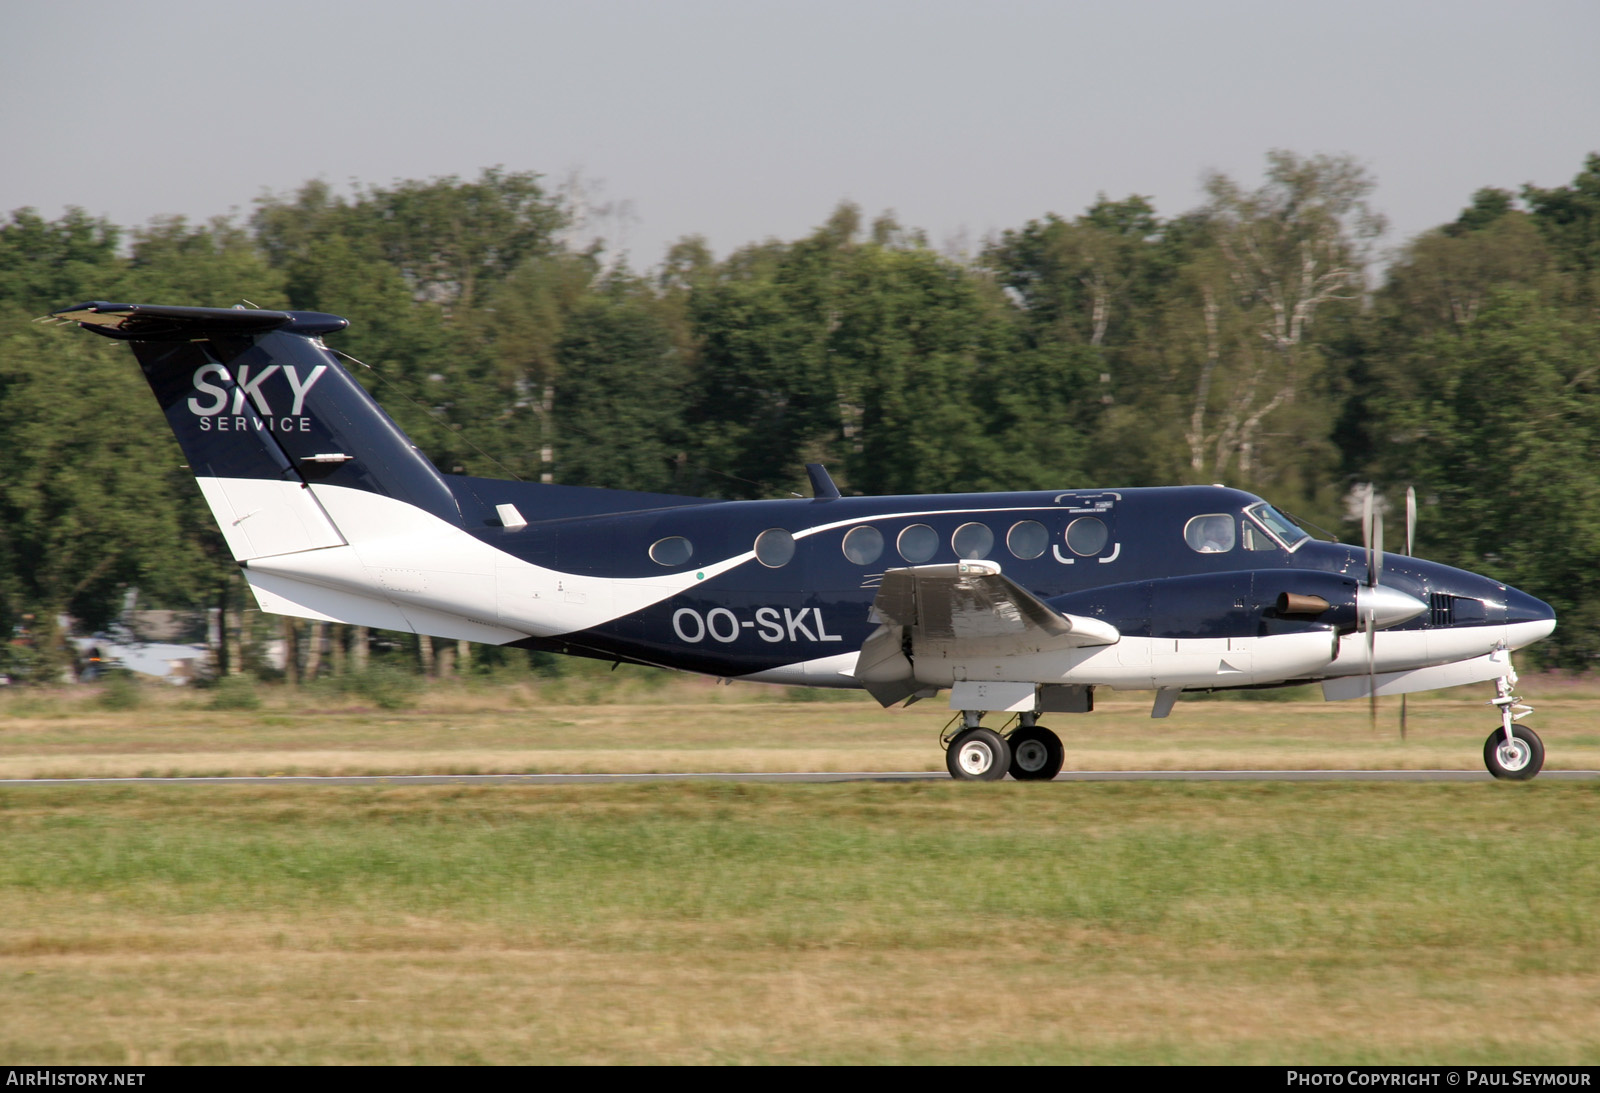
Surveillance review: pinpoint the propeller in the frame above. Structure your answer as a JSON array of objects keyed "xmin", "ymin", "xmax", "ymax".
[
  {"xmin": 1363, "ymin": 485, "xmax": 1419, "ymax": 739},
  {"xmin": 1362, "ymin": 489, "xmax": 1382, "ymax": 730},
  {"xmin": 1399, "ymin": 487, "xmax": 1416, "ymax": 740},
  {"xmin": 1405, "ymin": 485, "xmax": 1416, "ymax": 558}
]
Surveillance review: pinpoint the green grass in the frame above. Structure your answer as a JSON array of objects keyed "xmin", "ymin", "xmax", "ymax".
[
  {"xmin": 1, "ymin": 781, "xmax": 1596, "ymax": 1063},
  {"xmin": 3, "ymin": 672, "xmax": 1598, "ymax": 1062},
  {"xmin": 4, "ymin": 667, "xmax": 1600, "ymax": 779}
]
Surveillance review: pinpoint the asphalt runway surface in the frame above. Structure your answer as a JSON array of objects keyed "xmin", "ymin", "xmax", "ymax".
[{"xmin": 4, "ymin": 769, "xmax": 1598, "ymax": 787}]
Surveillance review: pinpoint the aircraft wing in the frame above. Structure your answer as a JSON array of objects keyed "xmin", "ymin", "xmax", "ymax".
[
  {"xmin": 855, "ymin": 560, "xmax": 1120, "ymax": 705},
  {"xmin": 871, "ymin": 560, "xmax": 1120, "ymax": 649}
]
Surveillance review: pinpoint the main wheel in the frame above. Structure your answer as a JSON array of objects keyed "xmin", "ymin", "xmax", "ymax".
[
  {"xmin": 1483, "ymin": 723, "xmax": 1544, "ymax": 781},
  {"xmin": 1008, "ymin": 725, "xmax": 1064, "ymax": 781},
  {"xmin": 946, "ymin": 727, "xmax": 1011, "ymax": 781}
]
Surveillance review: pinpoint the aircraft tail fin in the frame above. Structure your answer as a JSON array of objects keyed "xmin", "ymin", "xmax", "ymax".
[{"xmin": 54, "ymin": 301, "xmax": 463, "ymax": 561}]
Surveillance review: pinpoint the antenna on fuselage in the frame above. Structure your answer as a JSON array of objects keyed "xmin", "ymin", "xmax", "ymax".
[{"xmin": 806, "ymin": 463, "xmax": 841, "ymax": 500}]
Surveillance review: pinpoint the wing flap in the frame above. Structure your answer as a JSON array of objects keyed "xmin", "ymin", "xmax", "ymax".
[{"xmin": 871, "ymin": 560, "xmax": 1119, "ymax": 652}]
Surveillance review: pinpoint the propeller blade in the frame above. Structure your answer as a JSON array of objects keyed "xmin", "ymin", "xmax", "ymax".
[
  {"xmin": 1369, "ymin": 512, "xmax": 1382, "ymax": 588},
  {"xmin": 1367, "ymin": 613, "xmax": 1378, "ymax": 731},
  {"xmin": 1405, "ymin": 486, "xmax": 1416, "ymax": 557},
  {"xmin": 1363, "ymin": 487, "xmax": 1375, "ymax": 584},
  {"xmin": 1360, "ymin": 487, "xmax": 1380, "ymax": 730},
  {"xmin": 1400, "ymin": 487, "xmax": 1415, "ymax": 742}
]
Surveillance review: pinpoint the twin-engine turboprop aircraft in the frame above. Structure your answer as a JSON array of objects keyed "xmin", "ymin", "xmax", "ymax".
[{"xmin": 51, "ymin": 302, "xmax": 1558, "ymax": 780}]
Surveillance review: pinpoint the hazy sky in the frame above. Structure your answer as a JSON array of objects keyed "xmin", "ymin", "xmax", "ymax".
[{"xmin": 4, "ymin": 0, "xmax": 1596, "ymax": 268}]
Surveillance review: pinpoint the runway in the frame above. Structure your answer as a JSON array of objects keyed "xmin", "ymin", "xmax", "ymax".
[{"xmin": 4, "ymin": 769, "xmax": 1598, "ymax": 786}]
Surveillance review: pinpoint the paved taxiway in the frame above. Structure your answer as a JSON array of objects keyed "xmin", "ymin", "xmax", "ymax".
[{"xmin": 3, "ymin": 769, "xmax": 1598, "ymax": 787}]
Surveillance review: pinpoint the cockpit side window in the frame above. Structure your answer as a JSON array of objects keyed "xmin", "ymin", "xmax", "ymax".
[
  {"xmin": 1245, "ymin": 503, "xmax": 1310, "ymax": 552},
  {"xmin": 1242, "ymin": 522, "xmax": 1277, "ymax": 551},
  {"xmin": 1184, "ymin": 514, "xmax": 1235, "ymax": 553}
]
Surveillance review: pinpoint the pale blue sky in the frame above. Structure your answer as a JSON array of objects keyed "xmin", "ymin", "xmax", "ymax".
[{"xmin": 4, "ymin": 0, "xmax": 1596, "ymax": 267}]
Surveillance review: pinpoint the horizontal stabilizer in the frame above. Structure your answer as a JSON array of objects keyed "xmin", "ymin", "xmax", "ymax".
[{"xmin": 51, "ymin": 301, "xmax": 348, "ymax": 339}]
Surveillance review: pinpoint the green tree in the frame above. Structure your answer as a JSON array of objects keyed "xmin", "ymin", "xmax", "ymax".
[
  {"xmin": 1181, "ymin": 152, "xmax": 1383, "ymax": 493},
  {"xmin": 684, "ymin": 204, "xmax": 1040, "ymax": 498},
  {"xmin": 1523, "ymin": 153, "xmax": 1600, "ymax": 285},
  {"xmin": 116, "ymin": 216, "xmax": 286, "ymax": 308},
  {"xmin": 252, "ymin": 174, "xmax": 578, "ymax": 480},
  {"xmin": 985, "ymin": 197, "xmax": 1208, "ymax": 491},
  {"xmin": 550, "ymin": 277, "xmax": 687, "ymax": 491},
  {"xmin": 0, "ymin": 207, "xmax": 121, "ymax": 311},
  {"xmin": 1371, "ymin": 290, "xmax": 1600, "ymax": 666},
  {"xmin": 485, "ymin": 250, "xmax": 605, "ymax": 482},
  {"xmin": 0, "ymin": 324, "xmax": 188, "ymax": 680}
]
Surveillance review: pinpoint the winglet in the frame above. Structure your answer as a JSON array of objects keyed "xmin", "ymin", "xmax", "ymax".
[{"xmin": 805, "ymin": 463, "xmax": 841, "ymax": 500}]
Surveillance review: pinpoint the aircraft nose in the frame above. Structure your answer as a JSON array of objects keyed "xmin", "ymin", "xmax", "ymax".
[{"xmin": 1503, "ymin": 585, "xmax": 1556, "ymax": 631}]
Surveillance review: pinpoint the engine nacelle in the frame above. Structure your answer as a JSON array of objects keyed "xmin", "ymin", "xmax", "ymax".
[{"xmin": 1046, "ymin": 568, "xmax": 1421, "ymax": 638}]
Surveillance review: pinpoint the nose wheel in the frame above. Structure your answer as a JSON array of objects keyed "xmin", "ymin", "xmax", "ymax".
[
  {"xmin": 1484, "ymin": 724, "xmax": 1544, "ymax": 780},
  {"xmin": 1484, "ymin": 665, "xmax": 1543, "ymax": 780}
]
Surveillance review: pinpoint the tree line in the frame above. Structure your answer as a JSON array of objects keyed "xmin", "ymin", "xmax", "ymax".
[{"xmin": 2, "ymin": 151, "xmax": 1598, "ymax": 679}]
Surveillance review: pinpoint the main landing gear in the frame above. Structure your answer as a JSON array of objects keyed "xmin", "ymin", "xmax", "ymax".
[
  {"xmin": 943, "ymin": 712, "xmax": 1065, "ymax": 782},
  {"xmin": 1484, "ymin": 665, "xmax": 1543, "ymax": 781}
]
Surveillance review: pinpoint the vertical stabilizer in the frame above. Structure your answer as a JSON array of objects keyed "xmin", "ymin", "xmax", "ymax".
[{"xmin": 54, "ymin": 302, "xmax": 463, "ymax": 561}]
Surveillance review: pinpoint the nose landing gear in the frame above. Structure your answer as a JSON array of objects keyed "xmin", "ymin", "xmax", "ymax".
[{"xmin": 1484, "ymin": 665, "xmax": 1543, "ymax": 780}]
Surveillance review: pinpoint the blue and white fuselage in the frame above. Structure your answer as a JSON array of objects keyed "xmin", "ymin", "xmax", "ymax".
[{"xmin": 53, "ymin": 302, "xmax": 1557, "ymax": 779}]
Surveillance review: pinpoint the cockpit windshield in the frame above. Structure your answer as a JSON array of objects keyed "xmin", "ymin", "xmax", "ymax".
[{"xmin": 1245, "ymin": 503, "xmax": 1310, "ymax": 552}]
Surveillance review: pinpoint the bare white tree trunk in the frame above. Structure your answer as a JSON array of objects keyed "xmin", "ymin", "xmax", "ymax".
[
  {"xmin": 226, "ymin": 578, "xmax": 243, "ymax": 676},
  {"xmin": 1186, "ymin": 286, "xmax": 1222, "ymax": 474},
  {"xmin": 304, "ymin": 622, "xmax": 326, "ymax": 682},
  {"xmin": 1187, "ymin": 153, "xmax": 1380, "ymax": 483},
  {"xmin": 1083, "ymin": 270, "xmax": 1110, "ymax": 348},
  {"xmin": 281, "ymin": 618, "xmax": 300, "ymax": 686},
  {"xmin": 418, "ymin": 633, "xmax": 435, "ymax": 679},
  {"xmin": 540, "ymin": 383, "xmax": 555, "ymax": 484}
]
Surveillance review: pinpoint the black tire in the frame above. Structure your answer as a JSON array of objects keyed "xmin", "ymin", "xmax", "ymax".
[
  {"xmin": 946, "ymin": 727, "xmax": 1011, "ymax": 781},
  {"xmin": 1483, "ymin": 723, "xmax": 1544, "ymax": 781},
  {"xmin": 1008, "ymin": 725, "xmax": 1064, "ymax": 781}
]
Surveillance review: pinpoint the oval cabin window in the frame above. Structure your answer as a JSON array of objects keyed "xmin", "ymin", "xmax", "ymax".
[
  {"xmin": 897, "ymin": 524, "xmax": 939, "ymax": 563},
  {"xmin": 649, "ymin": 536, "xmax": 694, "ymax": 566},
  {"xmin": 1006, "ymin": 520, "xmax": 1048, "ymax": 560},
  {"xmin": 842, "ymin": 526, "xmax": 884, "ymax": 565},
  {"xmin": 754, "ymin": 528, "xmax": 796, "ymax": 568},
  {"xmin": 1065, "ymin": 517, "xmax": 1109, "ymax": 557}
]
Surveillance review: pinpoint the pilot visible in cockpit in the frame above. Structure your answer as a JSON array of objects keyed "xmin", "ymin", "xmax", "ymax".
[{"xmin": 1186, "ymin": 514, "xmax": 1235, "ymax": 554}]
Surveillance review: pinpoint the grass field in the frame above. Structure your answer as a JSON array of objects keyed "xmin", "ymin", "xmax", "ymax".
[
  {"xmin": 2, "ymin": 663, "xmax": 1599, "ymax": 780},
  {"xmin": 2, "ymin": 670, "xmax": 1598, "ymax": 1064}
]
